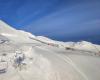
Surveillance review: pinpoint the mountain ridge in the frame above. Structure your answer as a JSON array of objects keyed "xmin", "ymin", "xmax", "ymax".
[{"xmin": 0, "ymin": 20, "xmax": 100, "ymax": 53}]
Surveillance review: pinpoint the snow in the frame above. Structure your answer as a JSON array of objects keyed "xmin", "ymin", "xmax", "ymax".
[
  {"xmin": 36, "ymin": 36, "xmax": 56, "ymax": 43},
  {"xmin": 0, "ymin": 20, "xmax": 100, "ymax": 80},
  {"xmin": 1, "ymin": 33, "xmax": 18, "ymax": 37},
  {"xmin": 0, "ymin": 20, "xmax": 17, "ymax": 34},
  {"xmin": 0, "ymin": 20, "xmax": 36, "ymax": 43}
]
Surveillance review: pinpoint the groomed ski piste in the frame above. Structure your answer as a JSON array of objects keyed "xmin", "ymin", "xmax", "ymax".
[{"xmin": 0, "ymin": 20, "xmax": 100, "ymax": 80}]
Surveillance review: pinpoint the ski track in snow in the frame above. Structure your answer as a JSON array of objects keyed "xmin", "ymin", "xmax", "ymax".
[{"xmin": 35, "ymin": 45, "xmax": 89, "ymax": 80}]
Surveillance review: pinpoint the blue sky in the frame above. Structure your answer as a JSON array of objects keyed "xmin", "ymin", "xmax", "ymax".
[{"xmin": 0, "ymin": 0, "xmax": 100, "ymax": 44}]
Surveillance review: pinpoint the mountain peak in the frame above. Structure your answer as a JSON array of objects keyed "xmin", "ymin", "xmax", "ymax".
[
  {"xmin": 0, "ymin": 20, "xmax": 36, "ymax": 42},
  {"xmin": 0, "ymin": 20, "xmax": 17, "ymax": 34}
]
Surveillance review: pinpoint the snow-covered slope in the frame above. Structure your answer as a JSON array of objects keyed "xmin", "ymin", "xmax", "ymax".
[
  {"xmin": 72, "ymin": 41, "xmax": 100, "ymax": 52},
  {"xmin": 36, "ymin": 35, "xmax": 100, "ymax": 53},
  {"xmin": 0, "ymin": 35, "xmax": 9, "ymax": 43},
  {"xmin": 0, "ymin": 20, "xmax": 100, "ymax": 80},
  {"xmin": 36, "ymin": 36, "xmax": 56, "ymax": 43},
  {"xmin": 0, "ymin": 20, "xmax": 17, "ymax": 34},
  {"xmin": 0, "ymin": 20, "xmax": 36, "ymax": 43}
]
